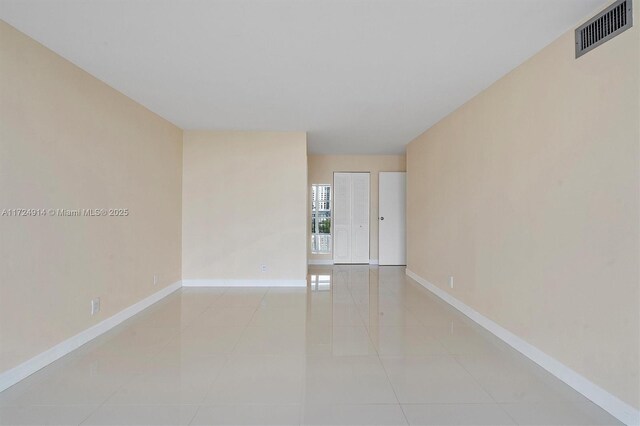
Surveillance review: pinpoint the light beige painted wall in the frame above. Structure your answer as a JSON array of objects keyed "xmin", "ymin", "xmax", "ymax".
[
  {"xmin": 308, "ymin": 155, "xmax": 406, "ymax": 263},
  {"xmin": 406, "ymin": 6, "xmax": 639, "ymax": 409},
  {"xmin": 0, "ymin": 21, "xmax": 183, "ymax": 373},
  {"xmin": 182, "ymin": 131, "xmax": 307, "ymax": 281}
]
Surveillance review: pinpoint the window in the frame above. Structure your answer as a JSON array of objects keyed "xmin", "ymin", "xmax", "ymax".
[{"xmin": 311, "ymin": 184, "xmax": 331, "ymax": 254}]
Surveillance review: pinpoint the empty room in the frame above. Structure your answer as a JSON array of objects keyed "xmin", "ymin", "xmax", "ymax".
[{"xmin": 0, "ymin": 0, "xmax": 638, "ymax": 425}]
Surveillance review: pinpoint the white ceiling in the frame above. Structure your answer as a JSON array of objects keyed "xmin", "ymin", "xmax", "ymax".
[{"xmin": 0, "ymin": 0, "xmax": 604, "ymax": 154}]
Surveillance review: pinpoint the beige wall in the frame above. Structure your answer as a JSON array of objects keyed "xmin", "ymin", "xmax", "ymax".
[
  {"xmin": 0, "ymin": 21, "xmax": 183, "ymax": 373},
  {"xmin": 406, "ymin": 6, "xmax": 639, "ymax": 409},
  {"xmin": 182, "ymin": 131, "xmax": 307, "ymax": 281},
  {"xmin": 308, "ymin": 155, "xmax": 406, "ymax": 263}
]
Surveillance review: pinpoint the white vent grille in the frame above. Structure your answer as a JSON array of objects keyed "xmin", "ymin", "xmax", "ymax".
[{"xmin": 575, "ymin": 0, "xmax": 633, "ymax": 58}]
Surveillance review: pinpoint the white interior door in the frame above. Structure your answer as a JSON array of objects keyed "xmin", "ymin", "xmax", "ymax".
[
  {"xmin": 333, "ymin": 173, "xmax": 351, "ymax": 263},
  {"xmin": 351, "ymin": 173, "xmax": 370, "ymax": 263},
  {"xmin": 333, "ymin": 172, "xmax": 370, "ymax": 264},
  {"xmin": 379, "ymin": 172, "xmax": 406, "ymax": 266}
]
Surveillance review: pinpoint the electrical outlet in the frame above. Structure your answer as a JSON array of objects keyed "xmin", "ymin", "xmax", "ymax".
[
  {"xmin": 153, "ymin": 274, "xmax": 158, "ymax": 286},
  {"xmin": 91, "ymin": 297, "xmax": 101, "ymax": 316},
  {"xmin": 449, "ymin": 276, "xmax": 454, "ymax": 289},
  {"xmin": 260, "ymin": 264, "xmax": 267, "ymax": 272}
]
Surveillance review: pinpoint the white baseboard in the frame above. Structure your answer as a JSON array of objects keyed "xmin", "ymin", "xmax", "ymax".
[
  {"xmin": 182, "ymin": 279, "xmax": 307, "ymax": 287},
  {"xmin": 307, "ymin": 259, "xmax": 380, "ymax": 265},
  {"xmin": 0, "ymin": 281, "xmax": 181, "ymax": 393},
  {"xmin": 308, "ymin": 259, "xmax": 334, "ymax": 265},
  {"xmin": 309, "ymin": 260, "xmax": 379, "ymax": 265},
  {"xmin": 405, "ymin": 269, "xmax": 639, "ymax": 426}
]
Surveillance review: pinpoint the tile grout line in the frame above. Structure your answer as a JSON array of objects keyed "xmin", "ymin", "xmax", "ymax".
[
  {"xmin": 392, "ymin": 270, "xmax": 513, "ymax": 424},
  {"xmin": 171, "ymin": 286, "xmax": 236, "ymax": 426},
  {"xmin": 400, "ymin": 274, "xmax": 521, "ymax": 423},
  {"xmin": 348, "ymin": 269, "xmax": 411, "ymax": 426},
  {"xmin": 185, "ymin": 404, "xmax": 201, "ymax": 426},
  {"xmin": 450, "ymin": 354, "xmax": 520, "ymax": 425},
  {"xmin": 76, "ymin": 290, "xmax": 191, "ymax": 425},
  {"xmin": 80, "ymin": 288, "xmax": 228, "ymax": 426},
  {"xmin": 190, "ymin": 287, "xmax": 265, "ymax": 411},
  {"xmin": 408, "ymin": 274, "xmax": 519, "ymax": 419}
]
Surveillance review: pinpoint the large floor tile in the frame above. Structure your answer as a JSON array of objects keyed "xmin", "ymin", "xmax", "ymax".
[
  {"xmin": 140, "ymin": 353, "xmax": 228, "ymax": 378},
  {"xmin": 314, "ymin": 305, "xmax": 367, "ymax": 327},
  {"xmin": 370, "ymin": 327, "xmax": 449, "ymax": 356},
  {"xmin": 133, "ymin": 291, "xmax": 218, "ymax": 329},
  {"xmin": 81, "ymin": 404, "xmax": 198, "ymax": 425},
  {"xmin": 500, "ymin": 402, "xmax": 622, "ymax": 425},
  {"xmin": 303, "ymin": 356, "xmax": 397, "ymax": 404},
  {"xmin": 84, "ymin": 325, "xmax": 179, "ymax": 360},
  {"xmin": 194, "ymin": 306, "xmax": 259, "ymax": 328},
  {"xmin": 455, "ymin": 352, "xmax": 588, "ymax": 403},
  {"xmin": 0, "ymin": 352, "xmax": 144, "ymax": 407},
  {"xmin": 191, "ymin": 404, "xmax": 301, "ymax": 425},
  {"xmin": 408, "ymin": 305, "xmax": 470, "ymax": 332},
  {"xmin": 212, "ymin": 288, "xmax": 268, "ymax": 308},
  {"xmin": 6, "ymin": 381, "xmax": 121, "ymax": 407},
  {"xmin": 302, "ymin": 404, "xmax": 408, "ymax": 425},
  {"xmin": 160, "ymin": 326, "xmax": 245, "ymax": 355},
  {"xmin": 401, "ymin": 403, "xmax": 515, "ymax": 425},
  {"xmin": 381, "ymin": 356, "xmax": 493, "ymax": 404},
  {"xmin": 233, "ymin": 326, "xmax": 308, "ymax": 355},
  {"xmin": 262, "ymin": 287, "xmax": 308, "ymax": 307},
  {"xmin": 428, "ymin": 325, "xmax": 504, "ymax": 356},
  {"xmin": 248, "ymin": 305, "xmax": 307, "ymax": 327},
  {"xmin": 0, "ymin": 380, "xmax": 39, "ymax": 408},
  {"xmin": 103, "ymin": 376, "xmax": 212, "ymax": 405},
  {"xmin": 0, "ymin": 356, "xmax": 143, "ymax": 406},
  {"xmin": 48, "ymin": 350, "xmax": 156, "ymax": 382},
  {"xmin": 304, "ymin": 325, "xmax": 378, "ymax": 357},
  {"xmin": 0, "ymin": 405, "xmax": 97, "ymax": 425},
  {"xmin": 104, "ymin": 355, "xmax": 227, "ymax": 405},
  {"xmin": 360, "ymin": 306, "xmax": 423, "ymax": 329},
  {"xmin": 204, "ymin": 356, "xmax": 305, "ymax": 404}
]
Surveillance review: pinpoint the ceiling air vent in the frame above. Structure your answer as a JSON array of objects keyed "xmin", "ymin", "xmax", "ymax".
[{"xmin": 575, "ymin": 0, "xmax": 633, "ymax": 58}]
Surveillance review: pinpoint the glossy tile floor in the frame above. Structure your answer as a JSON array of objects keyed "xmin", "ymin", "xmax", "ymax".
[{"xmin": 0, "ymin": 266, "xmax": 621, "ymax": 425}]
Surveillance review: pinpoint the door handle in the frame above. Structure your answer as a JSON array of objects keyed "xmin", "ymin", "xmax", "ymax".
[{"xmin": 380, "ymin": 217, "xmax": 384, "ymax": 220}]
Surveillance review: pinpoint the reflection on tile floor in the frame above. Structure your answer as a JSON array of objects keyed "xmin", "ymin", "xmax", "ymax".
[{"xmin": 0, "ymin": 266, "xmax": 621, "ymax": 425}]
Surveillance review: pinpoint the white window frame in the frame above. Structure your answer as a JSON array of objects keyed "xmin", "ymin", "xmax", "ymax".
[{"xmin": 311, "ymin": 184, "xmax": 332, "ymax": 254}]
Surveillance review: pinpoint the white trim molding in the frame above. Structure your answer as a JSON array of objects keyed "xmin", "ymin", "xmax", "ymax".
[
  {"xmin": 0, "ymin": 281, "xmax": 182, "ymax": 393},
  {"xmin": 182, "ymin": 279, "xmax": 307, "ymax": 287},
  {"xmin": 369, "ymin": 259, "xmax": 379, "ymax": 265},
  {"xmin": 405, "ymin": 269, "xmax": 639, "ymax": 426},
  {"xmin": 308, "ymin": 259, "xmax": 334, "ymax": 265}
]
